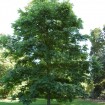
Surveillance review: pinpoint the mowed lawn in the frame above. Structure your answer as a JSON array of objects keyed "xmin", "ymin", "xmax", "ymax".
[{"xmin": 0, "ymin": 99, "xmax": 104, "ymax": 105}]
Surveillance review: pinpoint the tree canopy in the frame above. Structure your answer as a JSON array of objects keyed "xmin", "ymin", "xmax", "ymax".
[
  {"xmin": 90, "ymin": 27, "xmax": 105, "ymax": 99},
  {"xmin": 2, "ymin": 0, "xmax": 89, "ymax": 105}
]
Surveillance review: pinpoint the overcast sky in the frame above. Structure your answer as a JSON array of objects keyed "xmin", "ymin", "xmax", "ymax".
[
  {"xmin": 0, "ymin": 0, "xmax": 31, "ymax": 35},
  {"xmin": 0, "ymin": 0, "xmax": 105, "ymax": 35},
  {"xmin": 71, "ymin": 0, "xmax": 105, "ymax": 34}
]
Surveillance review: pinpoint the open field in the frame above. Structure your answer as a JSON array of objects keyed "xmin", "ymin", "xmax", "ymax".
[{"xmin": 0, "ymin": 99, "xmax": 104, "ymax": 105}]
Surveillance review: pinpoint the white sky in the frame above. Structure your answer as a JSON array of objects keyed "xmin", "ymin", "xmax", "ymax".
[
  {"xmin": 0, "ymin": 0, "xmax": 105, "ymax": 35},
  {"xmin": 70, "ymin": 0, "xmax": 105, "ymax": 34},
  {"xmin": 0, "ymin": 0, "xmax": 31, "ymax": 35}
]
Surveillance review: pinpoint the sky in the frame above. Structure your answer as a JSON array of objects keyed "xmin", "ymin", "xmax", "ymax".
[
  {"xmin": 0, "ymin": 0, "xmax": 105, "ymax": 35},
  {"xmin": 70, "ymin": 0, "xmax": 105, "ymax": 34},
  {"xmin": 0, "ymin": 0, "xmax": 31, "ymax": 35}
]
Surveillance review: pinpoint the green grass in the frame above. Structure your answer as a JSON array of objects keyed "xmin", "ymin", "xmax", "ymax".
[
  {"xmin": 66, "ymin": 99, "xmax": 105, "ymax": 105},
  {"xmin": 0, "ymin": 99, "xmax": 104, "ymax": 105}
]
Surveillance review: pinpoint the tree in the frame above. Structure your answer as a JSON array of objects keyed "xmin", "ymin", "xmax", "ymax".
[
  {"xmin": 3, "ymin": 0, "xmax": 89, "ymax": 105},
  {"xmin": 0, "ymin": 34, "xmax": 15, "ymax": 98},
  {"xmin": 90, "ymin": 27, "xmax": 105, "ymax": 99}
]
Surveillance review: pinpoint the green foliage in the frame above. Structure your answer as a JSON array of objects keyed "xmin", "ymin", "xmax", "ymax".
[
  {"xmin": 90, "ymin": 27, "xmax": 105, "ymax": 99},
  {"xmin": 0, "ymin": 35, "xmax": 15, "ymax": 98},
  {"xmin": 3, "ymin": 0, "xmax": 88, "ymax": 105}
]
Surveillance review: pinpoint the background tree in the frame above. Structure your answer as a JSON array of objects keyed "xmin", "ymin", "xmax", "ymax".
[
  {"xmin": 90, "ymin": 27, "xmax": 105, "ymax": 99},
  {"xmin": 3, "ymin": 0, "xmax": 89, "ymax": 105},
  {"xmin": 0, "ymin": 34, "xmax": 14, "ymax": 98}
]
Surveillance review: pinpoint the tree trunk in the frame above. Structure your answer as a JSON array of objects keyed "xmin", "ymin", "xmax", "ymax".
[{"xmin": 47, "ymin": 91, "xmax": 51, "ymax": 105}]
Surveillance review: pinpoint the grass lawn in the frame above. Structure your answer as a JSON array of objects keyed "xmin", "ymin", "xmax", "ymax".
[{"xmin": 0, "ymin": 99, "xmax": 104, "ymax": 105}]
